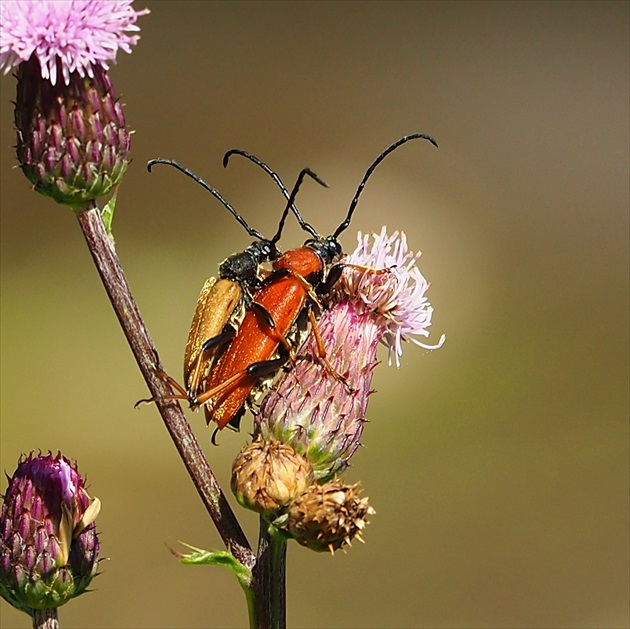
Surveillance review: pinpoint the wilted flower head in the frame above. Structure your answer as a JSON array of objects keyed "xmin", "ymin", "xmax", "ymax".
[
  {"xmin": 256, "ymin": 228, "xmax": 445, "ymax": 481},
  {"xmin": 0, "ymin": 0, "xmax": 148, "ymax": 85},
  {"xmin": 0, "ymin": 451, "xmax": 101, "ymax": 615},
  {"xmin": 231, "ymin": 439, "xmax": 314, "ymax": 516},
  {"xmin": 287, "ymin": 480, "xmax": 375, "ymax": 554},
  {"xmin": 0, "ymin": 0, "xmax": 148, "ymax": 206}
]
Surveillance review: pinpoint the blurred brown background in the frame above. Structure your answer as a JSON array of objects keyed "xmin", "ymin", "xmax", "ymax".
[{"xmin": 1, "ymin": 2, "xmax": 628, "ymax": 628}]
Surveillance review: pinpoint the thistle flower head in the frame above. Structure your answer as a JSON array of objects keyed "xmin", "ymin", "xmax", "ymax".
[
  {"xmin": 1, "ymin": 0, "xmax": 148, "ymax": 206},
  {"xmin": 0, "ymin": 451, "xmax": 101, "ymax": 615},
  {"xmin": 256, "ymin": 228, "xmax": 444, "ymax": 481},
  {"xmin": 342, "ymin": 226, "xmax": 446, "ymax": 366},
  {"xmin": 0, "ymin": 0, "xmax": 149, "ymax": 86}
]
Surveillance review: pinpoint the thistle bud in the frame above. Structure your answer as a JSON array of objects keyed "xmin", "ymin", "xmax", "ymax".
[
  {"xmin": 0, "ymin": 452, "xmax": 101, "ymax": 615},
  {"xmin": 231, "ymin": 439, "xmax": 314, "ymax": 516},
  {"xmin": 0, "ymin": 0, "xmax": 149, "ymax": 207},
  {"xmin": 14, "ymin": 57, "xmax": 130, "ymax": 207},
  {"xmin": 256, "ymin": 228, "xmax": 445, "ymax": 481},
  {"xmin": 287, "ymin": 480, "xmax": 375, "ymax": 554}
]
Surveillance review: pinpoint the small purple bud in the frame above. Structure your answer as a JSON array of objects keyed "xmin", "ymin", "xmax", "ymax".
[
  {"xmin": 0, "ymin": 452, "xmax": 101, "ymax": 616},
  {"xmin": 67, "ymin": 137, "xmax": 82, "ymax": 167}
]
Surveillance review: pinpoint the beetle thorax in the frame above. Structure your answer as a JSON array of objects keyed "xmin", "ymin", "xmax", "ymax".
[
  {"xmin": 305, "ymin": 236, "xmax": 343, "ymax": 266},
  {"xmin": 274, "ymin": 247, "xmax": 323, "ymax": 278},
  {"xmin": 219, "ymin": 240, "xmax": 276, "ymax": 282}
]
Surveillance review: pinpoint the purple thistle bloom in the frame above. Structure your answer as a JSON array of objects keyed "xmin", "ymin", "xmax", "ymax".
[
  {"xmin": 0, "ymin": 451, "xmax": 101, "ymax": 615},
  {"xmin": 0, "ymin": 0, "xmax": 149, "ymax": 86},
  {"xmin": 256, "ymin": 228, "xmax": 445, "ymax": 481}
]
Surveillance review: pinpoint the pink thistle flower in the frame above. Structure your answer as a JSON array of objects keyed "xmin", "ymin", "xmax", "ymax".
[
  {"xmin": 0, "ymin": 0, "xmax": 149, "ymax": 86},
  {"xmin": 1, "ymin": 0, "xmax": 148, "ymax": 206},
  {"xmin": 255, "ymin": 228, "xmax": 445, "ymax": 481},
  {"xmin": 343, "ymin": 226, "xmax": 446, "ymax": 366}
]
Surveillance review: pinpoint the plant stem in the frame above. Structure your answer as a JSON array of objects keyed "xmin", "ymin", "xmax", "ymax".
[
  {"xmin": 75, "ymin": 202, "xmax": 254, "ymax": 568},
  {"xmin": 252, "ymin": 518, "xmax": 287, "ymax": 629},
  {"xmin": 32, "ymin": 608, "xmax": 58, "ymax": 629}
]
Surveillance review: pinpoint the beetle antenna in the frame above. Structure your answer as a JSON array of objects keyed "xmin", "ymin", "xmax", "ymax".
[
  {"xmin": 273, "ymin": 168, "xmax": 328, "ymax": 243},
  {"xmin": 147, "ymin": 158, "xmax": 265, "ymax": 240},
  {"xmin": 332, "ymin": 133, "xmax": 438, "ymax": 239},
  {"xmin": 223, "ymin": 148, "xmax": 320, "ymax": 242},
  {"xmin": 223, "ymin": 149, "xmax": 291, "ymax": 198}
]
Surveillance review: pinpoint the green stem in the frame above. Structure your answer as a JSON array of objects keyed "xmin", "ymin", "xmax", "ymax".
[
  {"xmin": 252, "ymin": 517, "xmax": 287, "ymax": 629},
  {"xmin": 243, "ymin": 578, "xmax": 258, "ymax": 629},
  {"xmin": 75, "ymin": 202, "xmax": 254, "ymax": 568}
]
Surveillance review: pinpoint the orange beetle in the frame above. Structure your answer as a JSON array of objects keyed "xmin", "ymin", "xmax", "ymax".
[{"xmin": 141, "ymin": 156, "xmax": 314, "ymax": 409}]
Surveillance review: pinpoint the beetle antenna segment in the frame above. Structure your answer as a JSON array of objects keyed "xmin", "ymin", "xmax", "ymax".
[
  {"xmin": 223, "ymin": 149, "xmax": 319, "ymax": 243},
  {"xmin": 276, "ymin": 168, "xmax": 328, "ymax": 243},
  {"xmin": 332, "ymin": 133, "xmax": 439, "ymax": 239},
  {"xmin": 223, "ymin": 149, "xmax": 291, "ymax": 199},
  {"xmin": 146, "ymin": 158, "xmax": 265, "ymax": 240}
]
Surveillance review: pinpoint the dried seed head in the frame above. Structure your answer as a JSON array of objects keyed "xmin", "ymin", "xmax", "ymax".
[
  {"xmin": 286, "ymin": 480, "xmax": 375, "ymax": 554},
  {"xmin": 231, "ymin": 440, "xmax": 314, "ymax": 516}
]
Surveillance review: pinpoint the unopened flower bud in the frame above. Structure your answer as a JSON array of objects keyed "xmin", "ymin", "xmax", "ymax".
[
  {"xmin": 14, "ymin": 58, "xmax": 130, "ymax": 206},
  {"xmin": 286, "ymin": 480, "xmax": 375, "ymax": 554},
  {"xmin": 231, "ymin": 439, "xmax": 314, "ymax": 515},
  {"xmin": 0, "ymin": 452, "xmax": 101, "ymax": 615}
]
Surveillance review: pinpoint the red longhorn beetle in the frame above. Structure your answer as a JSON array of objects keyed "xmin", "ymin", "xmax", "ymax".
[
  {"xmin": 140, "ymin": 156, "xmax": 315, "ymax": 409},
  {"xmin": 190, "ymin": 133, "xmax": 438, "ymax": 439}
]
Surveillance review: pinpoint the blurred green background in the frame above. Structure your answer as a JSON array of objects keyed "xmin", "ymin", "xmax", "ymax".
[{"xmin": 1, "ymin": 2, "xmax": 628, "ymax": 628}]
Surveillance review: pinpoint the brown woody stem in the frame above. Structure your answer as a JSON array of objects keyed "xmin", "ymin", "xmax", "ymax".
[{"xmin": 75, "ymin": 202, "xmax": 253, "ymax": 567}]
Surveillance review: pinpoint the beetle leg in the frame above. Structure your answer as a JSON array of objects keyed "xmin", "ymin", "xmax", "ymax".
[
  {"xmin": 194, "ymin": 353, "xmax": 290, "ymax": 408},
  {"xmin": 134, "ymin": 369, "xmax": 189, "ymax": 407},
  {"xmin": 186, "ymin": 325, "xmax": 237, "ymax": 396},
  {"xmin": 320, "ymin": 262, "xmax": 393, "ymax": 296},
  {"xmin": 319, "ymin": 263, "xmax": 344, "ymax": 295},
  {"xmin": 208, "ymin": 405, "xmax": 246, "ymax": 439},
  {"xmin": 245, "ymin": 352, "xmax": 291, "ymax": 378},
  {"xmin": 342, "ymin": 262, "xmax": 392, "ymax": 274},
  {"xmin": 249, "ymin": 301, "xmax": 297, "ymax": 364},
  {"xmin": 307, "ymin": 308, "xmax": 354, "ymax": 393}
]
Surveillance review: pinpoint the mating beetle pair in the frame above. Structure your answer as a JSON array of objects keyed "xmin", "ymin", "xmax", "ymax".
[{"xmin": 145, "ymin": 133, "xmax": 437, "ymax": 440}]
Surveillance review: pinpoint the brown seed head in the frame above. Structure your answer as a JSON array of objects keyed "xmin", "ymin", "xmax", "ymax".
[
  {"xmin": 287, "ymin": 480, "xmax": 375, "ymax": 553},
  {"xmin": 231, "ymin": 439, "xmax": 314, "ymax": 515}
]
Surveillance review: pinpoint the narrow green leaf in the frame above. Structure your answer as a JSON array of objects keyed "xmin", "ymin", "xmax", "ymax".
[
  {"xmin": 178, "ymin": 543, "xmax": 252, "ymax": 588},
  {"xmin": 101, "ymin": 192, "xmax": 117, "ymax": 235}
]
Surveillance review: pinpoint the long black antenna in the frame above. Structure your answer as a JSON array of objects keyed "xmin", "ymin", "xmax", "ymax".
[
  {"xmin": 223, "ymin": 149, "xmax": 291, "ymax": 199},
  {"xmin": 332, "ymin": 133, "xmax": 438, "ymax": 239},
  {"xmin": 147, "ymin": 158, "xmax": 265, "ymax": 240},
  {"xmin": 278, "ymin": 168, "xmax": 328, "ymax": 240},
  {"xmin": 223, "ymin": 149, "xmax": 320, "ymax": 242}
]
